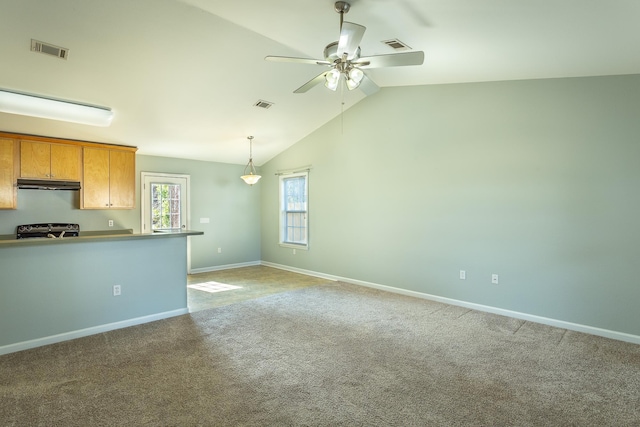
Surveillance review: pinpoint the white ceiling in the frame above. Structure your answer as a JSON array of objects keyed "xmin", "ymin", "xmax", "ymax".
[{"xmin": 1, "ymin": 0, "xmax": 639, "ymax": 165}]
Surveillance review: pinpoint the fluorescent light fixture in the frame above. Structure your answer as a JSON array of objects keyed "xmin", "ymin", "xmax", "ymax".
[{"xmin": 0, "ymin": 89, "xmax": 113, "ymax": 127}]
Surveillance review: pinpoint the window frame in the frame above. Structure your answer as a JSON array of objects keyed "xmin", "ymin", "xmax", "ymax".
[
  {"xmin": 151, "ymin": 182, "xmax": 182, "ymax": 232},
  {"xmin": 278, "ymin": 171, "xmax": 309, "ymax": 250}
]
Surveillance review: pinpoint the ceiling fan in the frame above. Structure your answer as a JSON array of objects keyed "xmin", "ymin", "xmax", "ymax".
[{"xmin": 265, "ymin": 1, "xmax": 424, "ymax": 95}]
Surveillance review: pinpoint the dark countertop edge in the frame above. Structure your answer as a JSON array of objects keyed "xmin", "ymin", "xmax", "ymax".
[{"xmin": 0, "ymin": 230, "xmax": 204, "ymax": 247}]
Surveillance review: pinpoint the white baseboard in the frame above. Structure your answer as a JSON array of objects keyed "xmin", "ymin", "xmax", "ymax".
[
  {"xmin": 0, "ymin": 308, "xmax": 189, "ymax": 356},
  {"xmin": 190, "ymin": 261, "xmax": 261, "ymax": 274},
  {"xmin": 5, "ymin": 262, "xmax": 638, "ymax": 356},
  {"xmin": 261, "ymin": 261, "xmax": 640, "ymax": 345}
]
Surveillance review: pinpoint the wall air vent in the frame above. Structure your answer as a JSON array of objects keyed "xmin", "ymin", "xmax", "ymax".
[
  {"xmin": 30, "ymin": 39, "xmax": 69, "ymax": 60},
  {"xmin": 381, "ymin": 39, "xmax": 411, "ymax": 51},
  {"xmin": 254, "ymin": 99, "xmax": 274, "ymax": 109}
]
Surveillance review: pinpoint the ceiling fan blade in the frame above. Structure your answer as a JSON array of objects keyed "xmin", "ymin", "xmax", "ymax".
[
  {"xmin": 337, "ymin": 22, "xmax": 366, "ymax": 60},
  {"xmin": 358, "ymin": 73, "xmax": 380, "ymax": 96},
  {"xmin": 293, "ymin": 71, "xmax": 328, "ymax": 93},
  {"xmin": 355, "ymin": 51, "xmax": 425, "ymax": 69},
  {"xmin": 265, "ymin": 55, "xmax": 331, "ymax": 66}
]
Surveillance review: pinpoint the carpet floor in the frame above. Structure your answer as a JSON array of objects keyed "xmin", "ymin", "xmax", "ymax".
[
  {"xmin": 187, "ymin": 265, "xmax": 333, "ymax": 312},
  {"xmin": 1, "ymin": 282, "xmax": 639, "ymax": 426}
]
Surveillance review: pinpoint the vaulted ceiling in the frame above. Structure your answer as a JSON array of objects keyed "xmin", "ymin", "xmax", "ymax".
[{"xmin": 1, "ymin": 0, "xmax": 639, "ymax": 165}]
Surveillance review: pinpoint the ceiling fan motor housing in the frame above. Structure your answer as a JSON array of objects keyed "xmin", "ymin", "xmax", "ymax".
[
  {"xmin": 324, "ymin": 41, "xmax": 360, "ymax": 62},
  {"xmin": 334, "ymin": 1, "xmax": 351, "ymax": 14}
]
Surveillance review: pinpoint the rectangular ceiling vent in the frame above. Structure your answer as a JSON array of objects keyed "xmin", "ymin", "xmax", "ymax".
[
  {"xmin": 381, "ymin": 39, "xmax": 412, "ymax": 51},
  {"xmin": 254, "ymin": 99, "xmax": 274, "ymax": 109},
  {"xmin": 31, "ymin": 39, "xmax": 69, "ymax": 60}
]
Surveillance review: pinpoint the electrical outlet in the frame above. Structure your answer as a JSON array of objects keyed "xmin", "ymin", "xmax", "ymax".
[
  {"xmin": 113, "ymin": 285, "xmax": 121, "ymax": 296},
  {"xmin": 460, "ymin": 270, "xmax": 466, "ymax": 280},
  {"xmin": 293, "ymin": 249, "xmax": 296, "ymax": 255},
  {"xmin": 491, "ymin": 274, "xmax": 499, "ymax": 284},
  {"xmin": 108, "ymin": 220, "xmax": 114, "ymax": 227},
  {"xmin": 217, "ymin": 247, "xmax": 222, "ymax": 253}
]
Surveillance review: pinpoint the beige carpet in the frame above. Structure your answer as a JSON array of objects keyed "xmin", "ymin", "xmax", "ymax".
[
  {"xmin": 187, "ymin": 265, "xmax": 332, "ymax": 311},
  {"xmin": 1, "ymin": 281, "xmax": 639, "ymax": 426}
]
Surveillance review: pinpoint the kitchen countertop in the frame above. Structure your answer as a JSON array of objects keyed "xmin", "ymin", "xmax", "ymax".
[{"xmin": 0, "ymin": 229, "xmax": 203, "ymax": 247}]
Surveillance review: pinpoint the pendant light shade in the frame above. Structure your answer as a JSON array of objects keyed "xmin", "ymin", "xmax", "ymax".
[
  {"xmin": 241, "ymin": 136, "xmax": 261, "ymax": 185},
  {"xmin": 0, "ymin": 89, "xmax": 113, "ymax": 127}
]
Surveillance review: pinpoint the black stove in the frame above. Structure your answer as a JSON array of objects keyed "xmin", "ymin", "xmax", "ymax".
[{"xmin": 16, "ymin": 223, "xmax": 80, "ymax": 239}]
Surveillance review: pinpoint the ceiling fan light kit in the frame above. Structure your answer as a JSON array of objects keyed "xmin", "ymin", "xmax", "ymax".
[
  {"xmin": 240, "ymin": 136, "xmax": 261, "ymax": 185},
  {"xmin": 325, "ymin": 69, "xmax": 341, "ymax": 91},
  {"xmin": 265, "ymin": 1, "xmax": 424, "ymax": 94},
  {"xmin": 346, "ymin": 67, "xmax": 364, "ymax": 89}
]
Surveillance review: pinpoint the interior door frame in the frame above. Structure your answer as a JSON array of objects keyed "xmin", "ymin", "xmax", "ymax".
[{"xmin": 140, "ymin": 171, "xmax": 192, "ymax": 273}]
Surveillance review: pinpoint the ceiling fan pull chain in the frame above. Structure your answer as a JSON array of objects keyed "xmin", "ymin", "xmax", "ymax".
[{"xmin": 340, "ymin": 85, "xmax": 345, "ymax": 134}]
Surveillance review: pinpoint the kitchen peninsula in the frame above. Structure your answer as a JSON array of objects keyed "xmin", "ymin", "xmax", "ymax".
[{"xmin": 0, "ymin": 229, "xmax": 203, "ymax": 355}]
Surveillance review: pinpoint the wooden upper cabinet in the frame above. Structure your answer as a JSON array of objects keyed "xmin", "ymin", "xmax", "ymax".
[
  {"xmin": 109, "ymin": 149, "xmax": 135, "ymax": 209},
  {"xmin": 0, "ymin": 131, "xmax": 136, "ymax": 209},
  {"xmin": 82, "ymin": 147, "xmax": 110, "ymax": 209},
  {"xmin": 51, "ymin": 144, "xmax": 81, "ymax": 180},
  {"xmin": 0, "ymin": 137, "xmax": 18, "ymax": 209},
  {"xmin": 82, "ymin": 147, "xmax": 135, "ymax": 209},
  {"xmin": 20, "ymin": 140, "xmax": 49, "ymax": 179},
  {"xmin": 20, "ymin": 140, "xmax": 81, "ymax": 181}
]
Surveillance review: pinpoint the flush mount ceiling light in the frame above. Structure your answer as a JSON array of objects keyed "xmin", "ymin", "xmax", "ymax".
[
  {"xmin": 240, "ymin": 136, "xmax": 261, "ymax": 186},
  {"xmin": 0, "ymin": 89, "xmax": 114, "ymax": 127}
]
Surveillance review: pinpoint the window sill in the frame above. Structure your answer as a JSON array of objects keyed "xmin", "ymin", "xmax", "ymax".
[{"xmin": 279, "ymin": 243, "xmax": 308, "ymax": 251}]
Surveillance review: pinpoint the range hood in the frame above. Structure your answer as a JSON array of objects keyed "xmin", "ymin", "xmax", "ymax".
[{"xmin": 17, "ymin": 178, "xmax": 81, "ymax": 191}]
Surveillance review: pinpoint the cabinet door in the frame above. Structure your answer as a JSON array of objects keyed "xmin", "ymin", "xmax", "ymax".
[
  {"xmin": 20, "ymin": 140, "xmax": 50, "ymax": 178},
  {"xmin": 109, "ymin": 150, "xmax": 135, "ymax": 208},
  {"xmin": 50, "ymin": 144, "xmax": 81, "ymax": 181},
  {"xmin": 0, "ymin": 138, "xmax": 17, "ymax": 209},
  {"xmin": 82, "ymin": 147, "xmax": 110, "ymax": 208}
]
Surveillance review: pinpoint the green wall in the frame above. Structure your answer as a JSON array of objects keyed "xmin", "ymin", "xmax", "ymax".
[
  {"xmin": 0, "ymin": 154, "xmax": 261, "ymax": 270},
  {"xmin": 137, "ymin": 155, "xmax": 261, "ymax": 270},
  {"xmin": 0, "ymin": 236, "xmax": 188, "ymax": 349},
  {"xmin": 260, "ymin": 74, "xmax": 640, "ymax": 337}
]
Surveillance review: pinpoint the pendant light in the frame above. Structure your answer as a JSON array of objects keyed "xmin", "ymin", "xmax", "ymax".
[{"xmin": 240, "ymin": 136, "xmax": 261, "ymax": 185}]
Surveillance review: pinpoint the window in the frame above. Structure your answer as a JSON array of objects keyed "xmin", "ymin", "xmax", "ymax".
[
  {"xmin": 151, "ymin": 183, "xmax": 182, "ymax": 231},
  {"xmin": 279, "ymin": 171, "xmax": 308, "ymax": 249}
]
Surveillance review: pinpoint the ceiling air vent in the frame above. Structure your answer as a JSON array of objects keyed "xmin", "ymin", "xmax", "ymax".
[
  {"xmin": 254, "ymin": 99, "xmax": 274, "ymax": 109},
  {"xmin": 381, "ymin": 39, "xmax": 411, "ymax": 51},
  {"xmin": 31, "ymin": 39, "xmax": 69, "ymax": 60}
]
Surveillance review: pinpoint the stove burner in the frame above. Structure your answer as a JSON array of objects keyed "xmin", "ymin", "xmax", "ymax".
[{"xmin": 16, "ymin": 223, "xmax": 80, "ymax": 239}]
